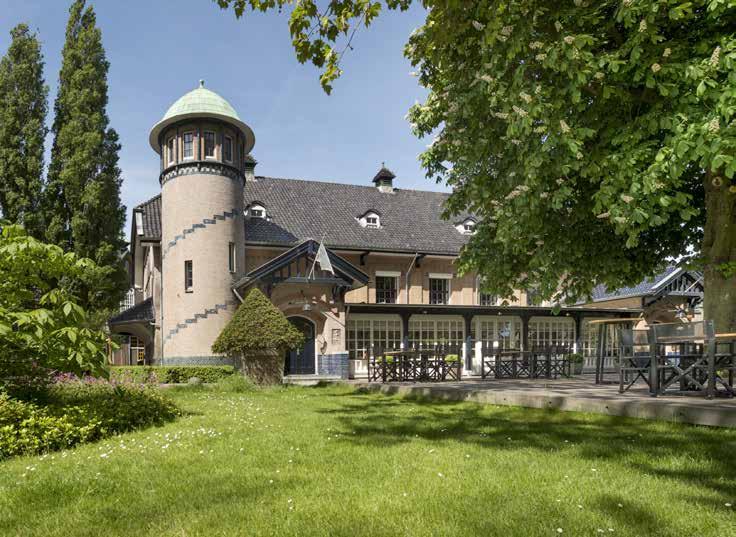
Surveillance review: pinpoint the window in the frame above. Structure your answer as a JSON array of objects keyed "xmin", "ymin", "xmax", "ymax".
[
  {"xmin": 184, "ymin": 260, "xmax": 193, "ymax": 292},
  {"xmin": 167, "ymin": 137, "xmax": 175, "ymax": 164},
  {"xmin": 477, "ymin": 317, "xmax": 521, "ymax": 350},
  {"xmin": 204, "ymin": 131, "xmax": 215, "ymax": 159},
  {"xmin": 463, "ymin": 221, "xmax": 475, "ymax": 233},
  {"xmin": 358, "ymin": 211, "xmax": 380, "ymax": 228},
  {"xmin": 223, "ymin": 135, "xmax": 233, "ymax": 163},
  {"xmin": 375, "ymin": 276, "xmax": 398, "ymax": 304},
  {"xmin": 129, "ymin": 336, "xmax": 146, "ymax": 365},
  {"xmin": 528, "ymin": 317, "xmax": 576, "ymax": 350},
  {"xmin": 228, "ymin": 242, "xmax": 236, "ymax": 273},
  {"xmin": 331, "ymin": 328, "xmax": 341, "ymax": 345},
  {"xmin": 408, "ymin": 317, "xmax": 464, "ymax": 350},
  {"xmin": 429, "ymin": 277, "xmax": 450, "ymax": 305},
  {"xmin": 183, "ymin": 132, "xmax": 194, "ymax": 159},
  {"xmin": 479, "ymin": 292, "xmax": 497, "ymax": 306},
  {"xmin": 247, "ymin": 203, "xmax": 266, "ymax": 218},
  {"xmin": 347, "ymin": 316, "xmax": 402, "ymax": 358}
]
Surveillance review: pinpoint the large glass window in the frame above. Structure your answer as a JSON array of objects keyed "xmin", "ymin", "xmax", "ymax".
[
  {"xmin": 477, "ymin": 317, "xmax": 521, "ymax": 350},
  {"xmin": 183, "ymin": 132, "xmax": 194, "ymax": 159},
  {"xmin": 346, "ymin": 316, "xmax": 402, "ymax": 358},
  {"xmin": 204, "ymin": 131, "xmax": 216, "ymax": 158},
  {"xmin": 375, "ymin": 276, "xmax": 397, "ymax": 304},
  {"xmin": 528, "ymin": 317, "xmax": 576, "ymax": 349},
  {"xmin": 429, "ymin": 278, "xmax": 450, "ymax": 304},
  {"xmin": 408, "ymin": 317, "xmax": 464, "ymax": 350}
]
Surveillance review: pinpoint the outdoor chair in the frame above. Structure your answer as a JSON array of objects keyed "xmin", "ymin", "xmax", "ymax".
[{"xmin": 617, "ymin": 328, "xmax": 652, "ymax": 393}]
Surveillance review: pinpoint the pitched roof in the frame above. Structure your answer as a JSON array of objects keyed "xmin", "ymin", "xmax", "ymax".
[
  {"xmin": 244, "ymin": 176, "xmax": 469, "ymax": 255},
  {"xmin": 587, "ymin": 265, "xmax": 682, "ymax": 302},
  {"xmin": 109, "ymin": 297, "xmax": 154, "ymax": 325},
  {"xmin": 135, "ymin": 195, "xmax": 161, "ymax": 240}
]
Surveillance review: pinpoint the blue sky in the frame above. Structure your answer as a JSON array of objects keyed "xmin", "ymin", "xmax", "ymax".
[{"xmin": 0, "ymin": 0, "xmax": 437, "ymax": 228}]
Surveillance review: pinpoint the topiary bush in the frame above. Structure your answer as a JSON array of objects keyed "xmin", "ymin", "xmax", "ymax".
[
  {"xmin": 212, "ymin": 288, "xmax": 304, "ymax": 384},
  {"xmin": 110, "ymin": 365, "xmax": 235, "ymax": 384}
]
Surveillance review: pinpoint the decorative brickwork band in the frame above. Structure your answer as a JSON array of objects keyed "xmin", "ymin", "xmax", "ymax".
[
  {"xmin": 159, "ymin": 161, "xmax": 244, "ymax": 186},
  {"xmin": 163, "ymin": 208, "xmax": 239, "ymax": 257},
  {"xmin": 164, "ymin": 299, "xmax": 239, "ymax": 342}
]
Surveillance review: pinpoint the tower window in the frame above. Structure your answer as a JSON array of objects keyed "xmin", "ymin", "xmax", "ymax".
[
  {"xmin": 167, "ymin": 137, "xmax": 175, "ymax": 164},
  {"xmin": 204, "ymin": 131, "xmax": 216, "ymax": 159},
  {"xmin": 223, "ymin": 136, "xmax": 233, "ymax": 163},
  {"xmin": 228, "ymin": 242, "xmax": 236, "ymax": 273},
  {"xmin": 184, "ymin": 260, "xmax": 193, "ymax": 292},
  {"xmin": 183, "ymin": 132, "xmax": 194, "ymax": 160}
]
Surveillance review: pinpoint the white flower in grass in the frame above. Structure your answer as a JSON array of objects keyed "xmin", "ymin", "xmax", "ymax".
[
  {"xmin": 621, "ymin": 194, "xmax": 634, "ymax": 203},
  {"xmin": 639, "ymin": 20, "xmax": 647, "ymax": 32},
  {"xmin": 596, "ymin": 212, "xmax": 610, "ymax": 219},
  {"xmin": 663, "ymin": 47, "xmax": 671, "ymax": 58},
  {"xmin": 520, "ymin": 92, "xmax": 532, "ymax": 104},
  {"xmin": 710, "ymin": 46, "xmax": 721, "ymax": 67},
  {"xmin": 564, "ymin": 36, "xmax": 575, "ymax": 45},
  {"xmin": 472, "ymin": 20, "xmax": 485, "ymax": 31},
  {"xmin": 437, "ymin": 472, "xmax": 444, "ymax": 478},
  {"xmin": 557, "ymin": 528, "xmax": 564, "ymax": 534},
  {"xmin": 536, "ymin": 53, "xmax": 548, "ymax": 61},
  {"xmin": 513, "ymin": 106, "xmax": 528, "ymax": 117},
  {"xmin": 725, "ymin": 502, "xmax": 732, "ymax": 507},
  {"xmin": 530, "ymin": 41, "xmax": 544, "ymax": 50},
  {"xmin": 560, "ymin": 120, "xmax": 571, "ymax": 133},
  {"xmin": 501, "ymin": 25, "xmax": 514, "ymax": 36},
  {"xmin": 595, "ymin": 71, "xmax": 605, "ymax": 80},
  {"xmin": 651, "ymin": 63, "xmax": 661, "ymax": 73},
  {"xmin": 708, "ymin": 118, "xmax": 720, "ymax": 133},
  {"xmin": 555, "ymin": 21, "xmax": 563, "ymax": 32}
]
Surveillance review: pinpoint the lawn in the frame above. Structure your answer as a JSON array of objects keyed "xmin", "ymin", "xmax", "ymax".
[{"xmin": 2, "ymin": 384, "xmax": 735, "ymax": 537}]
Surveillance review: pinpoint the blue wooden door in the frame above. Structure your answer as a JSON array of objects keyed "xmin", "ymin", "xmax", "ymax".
[{"xmin": 286, "ymin": 317, "xmax": 315, "ymax": 375}]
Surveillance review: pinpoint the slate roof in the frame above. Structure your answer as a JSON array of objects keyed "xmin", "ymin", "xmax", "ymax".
[
  {"xmin": 244, "ymin": 176, "xmax": 470, "ymax": 255},
  {"xmin": 109, "ymin": 297, "xmax": 154, "ymax": 325},
  {"xmin": 135, "ymin": 195, "xmax": 161, "ymax": 240},
  {"xmin": 587, "ymin": 265, "xmax": 682, "ymax": 302}
]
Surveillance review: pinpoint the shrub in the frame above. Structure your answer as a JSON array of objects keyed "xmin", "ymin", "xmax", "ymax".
[
  {"xmin": 110, "ymin": 366, "xmax": 235, "ymax": 384},
  {"xmin": 212, "ymin": 289, "xmax": 304, "ymax": 384},
  {"xmin": 566, "ymin": 353, "xmax": 584, "ymax": 364},
  {"xmin": 0, "ymin": 375, "xmax": 179, "ymax": 460}
]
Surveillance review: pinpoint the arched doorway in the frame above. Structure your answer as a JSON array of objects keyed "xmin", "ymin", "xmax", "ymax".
[{"xmin": 285, "ymin": 316, "xmax": 316, "ymax": 375}]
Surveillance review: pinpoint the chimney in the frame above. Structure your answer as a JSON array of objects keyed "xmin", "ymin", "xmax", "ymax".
[
  {"xmin": 244, "ymin": 154, "xmax": 257, "ymax": 182},
  {"xmin": 372, "ymin": 163, "xmax": 396, "ymax": 193}
]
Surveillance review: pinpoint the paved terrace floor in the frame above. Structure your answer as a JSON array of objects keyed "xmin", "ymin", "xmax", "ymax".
[{"xmin": 351, "ymin": 375, "xmax": 736, "ymax": 428}]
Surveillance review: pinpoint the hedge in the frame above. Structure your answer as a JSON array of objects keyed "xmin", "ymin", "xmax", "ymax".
[
  {"xmin": 109, "ymin": 365, "xmax": 235, "ymax": 384},
  {"xmin": 0, "ymin": 376, "xmax": 179, "ymax": 460}
]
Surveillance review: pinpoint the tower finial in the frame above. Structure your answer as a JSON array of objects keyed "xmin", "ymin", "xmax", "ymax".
[{"xmin": 199, "ymin": 79, "xmax": 205, "ymax": 88}]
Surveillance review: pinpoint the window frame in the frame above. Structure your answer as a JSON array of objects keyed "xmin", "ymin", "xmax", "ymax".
[
  {"xmin": 428, "ymin": 275, "xmax": 451, "ymax": 305},
  {"xmin": 203, "ymin": 131, "xmax": 216, "ymax": 159},
  {"xmin": 182, "ymin": 132, "xmax": 194, "ymax": 160},
  {"xmin": 375, "ymin": 274, "xmax": 398, "ymax": 304},
  {"xmin": 167, "ymin": 137, "xmax": 175, "ymax": 165},
  {"xmin": 184, "ymin": 260, "xmax": 193, "ymax": 292}
]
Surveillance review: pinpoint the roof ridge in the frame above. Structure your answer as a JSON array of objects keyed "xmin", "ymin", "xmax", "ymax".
[
  {"xmin": 135, "ymin": 193, "xmax": 161, "ymax": 209},
  {"xmin": 253, "ymin": 175, "xmax": 451, "ymax": 196}
]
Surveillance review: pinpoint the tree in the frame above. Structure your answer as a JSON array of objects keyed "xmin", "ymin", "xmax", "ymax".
[
  {"xmin": 217, "ymin": 0, "xmax": 736, "ymax": 331},
  {"xmin": 0, "ymin": 224, "xmax": 111, "ymax": 394},
  {"xmin": 0, "ymin": 24, "xmax": 48, "ymax": 239},
  {"xmin": 212, "ymin": 288, "xmax": 304, "ymax": 384},
  {"xmin": 44, "ymin": 0, "xmax": 127, "ymax": 312}
]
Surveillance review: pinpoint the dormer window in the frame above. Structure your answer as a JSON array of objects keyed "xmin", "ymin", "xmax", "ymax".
[
  {"xmin": 246, "ymin": 203, "xmax": 266, "ymax": 219},
  {"xmin": 358, "ymin": 211, "xmax": 381, "ymax": 228},
  {"xmin": 456, "ymin": 217, "xmax": 477, "ymax": 235}
]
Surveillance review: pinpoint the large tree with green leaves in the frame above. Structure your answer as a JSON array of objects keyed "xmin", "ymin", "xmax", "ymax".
[
  {"xmin": 217, "ymin": 0, "xmax": 736, "ymax": 331},
  {"xmin": 44, "ymin": 0, "xmax": 127, "ymax": 312},
  {"xmin": 0, "ymin": 24, "xmax": 48, "ymax": 239}
]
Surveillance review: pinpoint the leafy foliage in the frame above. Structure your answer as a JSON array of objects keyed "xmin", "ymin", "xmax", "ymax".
[
  {"xmin": 43, "ymin": 0, "xmax": 127, "ymax": 312},
  {"xmin": 218, "ymin": 0, "xmax": 736, "ymax": 330},
  {"xmin": 110, "ymin": 365, "xmax": 235, "ymax": 384},
  {"xmin": 0, "ymin": 376, "xmax": 179, "ymax": 460},
  {"xmin": 212, "ymin": 288, "xmax": 304, "ymax": 355},
  {"xmin": 0, "ymin": 24, "xmax": 48, "ymax": 239},
  {"xmin": 0, "ymin": 225, "xmax": 111, "ymax": 393}
]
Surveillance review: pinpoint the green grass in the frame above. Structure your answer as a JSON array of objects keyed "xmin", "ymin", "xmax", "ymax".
[{"xmin": 2, "ymin": 384, "xmax": 735, "ymax": 536}]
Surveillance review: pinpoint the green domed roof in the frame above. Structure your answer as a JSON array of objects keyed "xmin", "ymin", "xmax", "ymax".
[{"xmin": 149, "ymin": 81, "xmax": 255, "ymax": 154}]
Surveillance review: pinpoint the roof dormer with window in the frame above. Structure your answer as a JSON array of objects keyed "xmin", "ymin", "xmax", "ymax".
[
  {"xmin": 455, "ymin": 217, "xmax": 477, "ymax": 235},
  {"xmin": 357, "ymin": 210, "xmax": 381, "ymax": 229},
  {"xmin": 246, "ymin": 202, "xmax": 267, "ymax": 219}
]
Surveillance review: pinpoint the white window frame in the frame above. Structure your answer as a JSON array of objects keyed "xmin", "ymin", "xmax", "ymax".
[
  {"xmin": 223, "ymin": 135, "xmax": 233, "ymax": 163},
  {"xmin": 247, "ymin": 203, "xmax": 266, "ymax": 219},
  {"xmin": 428, "ymin": 272, "xmax": 452, "ymax": 305},
  {"xmin": 228, "ymin": 242, "xmax": 236, "ymax": 273},
  {"xmin": 408, "ymin": 315, "xmax": 465, "ymax": 350},
  {"xmin": 374, "ymin": 271, "xmax": 400, "ymax": 304},
  {"xmin": 358, "ymin": 211, "xmax": 381, "ymax": 228},
  {"xmin": 182, "ymin": 132, "xmax": 194, "ymax": 160},
  {"xmin": 347, "ymin": 314, "xmax": 403, "ymax": 359},
  {"xmin": 203, "ymin": 131, "xmax": 216, "ymax": 160}
]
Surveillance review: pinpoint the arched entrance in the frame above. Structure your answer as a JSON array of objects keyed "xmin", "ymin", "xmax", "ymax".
[{"xmin": 285, "ymin": 316, "xmax": 316, "ymax": 375}]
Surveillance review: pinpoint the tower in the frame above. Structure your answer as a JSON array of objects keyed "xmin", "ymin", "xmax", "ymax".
[{"xmin": 149, "ymin": 81, "xmax": 254, "ymax": 363}]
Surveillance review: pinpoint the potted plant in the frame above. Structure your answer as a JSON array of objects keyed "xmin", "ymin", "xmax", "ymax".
[
  {"xmin": 212, "ymin": 288, "xmax": 304, "ymax": 384},
  {"xmin": 567, "ymin": 353, "xmax": 585, "ymax": 375}
]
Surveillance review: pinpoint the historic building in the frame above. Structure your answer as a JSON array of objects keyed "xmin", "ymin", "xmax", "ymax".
[{"xmin": 109, "ymin": 83, "xmax": 703, "ymax": 378}]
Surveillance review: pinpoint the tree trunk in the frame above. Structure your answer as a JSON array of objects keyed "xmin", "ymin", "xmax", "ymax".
[{"xmin": 702, "ymin": 173, "xmax": 736, "ymax": 333}]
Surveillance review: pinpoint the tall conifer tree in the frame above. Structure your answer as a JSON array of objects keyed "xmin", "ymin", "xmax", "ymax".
[
  {"xmin": 45, "ymin": 0, "xmax": 127, "ymax": 310},
  {"xmin": 0, "ymin": 24, "xmax": 48, "ymax": 238}
]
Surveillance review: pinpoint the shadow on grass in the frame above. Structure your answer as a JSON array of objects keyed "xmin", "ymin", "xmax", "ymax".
[{"xmin": 315, "ymin": 388, "xmax": 736, "ymax": 500}]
